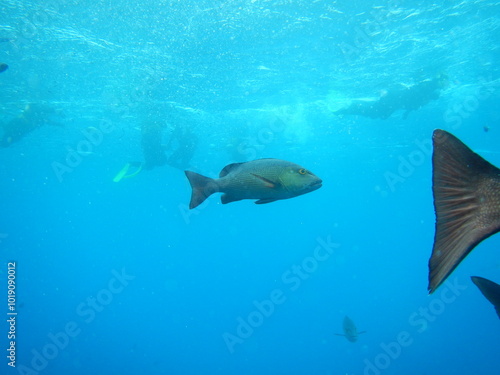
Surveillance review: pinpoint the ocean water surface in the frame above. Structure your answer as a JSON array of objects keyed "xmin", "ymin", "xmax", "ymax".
[{"xmin": 1, "ymin": 1, "xmax": 499, "ymax": 374}]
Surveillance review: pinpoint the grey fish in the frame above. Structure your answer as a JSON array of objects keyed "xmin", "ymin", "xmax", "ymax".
[
  {"xmin": 428, "ymin": 129, "xmax": 500, "ymax": 293},
  {"xmin": 0, "ymin": 63, "xmax": 8, "ymax": 73},
  {"xmin": 334, "ymin": 316, "xmax": 366, "ymax": 343},
  {"xmin": 471, "ymin": 276, "xmax": 500, "ymax": 319},
  {"xmin": 184, "ymin": 158, "xmax": 322, "ymax": 209}
]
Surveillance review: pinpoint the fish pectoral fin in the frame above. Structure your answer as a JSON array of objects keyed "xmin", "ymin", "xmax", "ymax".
[
  {"xmin": 251, "ymin": 173, "xmax": 278, "ymax": 188},
  {"xmin": 255, "ymin": 198, "xmax": 277, "ymax": 204}
]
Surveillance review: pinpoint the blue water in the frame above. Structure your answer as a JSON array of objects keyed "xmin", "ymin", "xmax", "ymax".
[{"xmin": 1, "ymin": 1, "xmax": 500, "ymax": 374}]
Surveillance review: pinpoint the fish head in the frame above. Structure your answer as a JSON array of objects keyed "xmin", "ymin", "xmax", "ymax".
[{"xmin": 279, "ymin": 165, "xmax": 322, "ymax": 196}]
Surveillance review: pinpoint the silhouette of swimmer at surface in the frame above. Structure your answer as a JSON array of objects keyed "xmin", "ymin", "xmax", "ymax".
[
  {"xmin": 113, "ymin": 120, "xmax": 198, "ymax": 182},
  {"xmin": 336, "ymin": 74, "xmax": 449, "ymax": 120},
  {"xmin": 140, "ymin": 120, "xmax": 168, "ymax": 170},
  {"xmin": 165, "ymin": 123, "xmax": 198, "ymax": 170},
  {"xmin": 0, "ymin": 103, "xmax": 56, "ymax": 147},
  {"xmin": 141, "ymin": 120, "xmax": 198, "ymax": 170}
]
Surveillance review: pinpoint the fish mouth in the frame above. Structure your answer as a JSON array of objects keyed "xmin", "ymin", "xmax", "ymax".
[{"xmin": 308, "ymin": 179, "xmax": 323, "ymax": 191}]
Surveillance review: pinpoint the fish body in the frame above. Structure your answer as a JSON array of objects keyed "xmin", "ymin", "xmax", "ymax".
[
  {"xmin": 335, "ymin": 316, "xmax": 366, "ymax": 343},
  {"xmin": 471, "ymin": 276, "xmax": 500, "ymax": 319},
  {"xmin": 0, "ymin": 63, "xmax": 8, "ymax": 73},
  {"xmin": 428, "ymin": 129, "xmax": 500, "ymax": 293},
  {"xmin": 185, "ymin": 158, "xmax": 322, "ymax": 209}
]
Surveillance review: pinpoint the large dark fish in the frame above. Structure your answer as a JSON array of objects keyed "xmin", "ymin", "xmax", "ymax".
[
  {"xmin": 334, "ymin": 316, "xmax": 366, "ymax": 343},
  {"xmin": 471, "ymin": 276, "xmax": 500, "ymax": 319},
  {"xmin": 428, "ymin": 129, "xmax": 500, "ymax": 293},
  {"xmin": 185, "ymin": 158, "xmax": 322, "ymax": 209}
]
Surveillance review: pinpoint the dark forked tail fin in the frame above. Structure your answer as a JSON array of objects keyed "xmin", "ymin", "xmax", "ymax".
[
  {"xmin": 428, "ymin": 130, "xmax": 500, "ymax": 293},
  {"xmin": 184, "ymin": 171, "xmax": 219, "ymax": 210}
]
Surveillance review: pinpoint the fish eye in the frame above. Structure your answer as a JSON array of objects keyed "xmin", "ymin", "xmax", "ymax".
[{"xmin": 298, "ymin": 168, "xmax": 307, "ymax": 175}]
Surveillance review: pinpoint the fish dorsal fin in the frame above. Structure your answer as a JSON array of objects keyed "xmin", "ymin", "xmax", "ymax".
[
  {"xmin": 471, "ymin": 276, "xmax": 500, "ymax": 319},
  {"xmin": 219, "ymin": 162, "xmax": 245, "ymax": 178}
]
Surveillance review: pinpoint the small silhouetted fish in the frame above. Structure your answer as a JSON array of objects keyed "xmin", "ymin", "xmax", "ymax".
[
  {"xmin": 428, "ymin": 129, "xmax": 500, "ymax": 293},
  {"xmin": 184, "ymin": 158, "xmax": 322, "ymax": 209},
  {"xmin": 471, "ymin": 276, "xmax": 500, "ymax": 319},
  {"xmin": 0, "ymin": 63, "xmax": 8, "ymax": 73},
  {"xmin": 0, "ymin": 38, "xmax": 11, "ymax": 43},
  {"xmin": 334, "ymin": 316, "xmax": 366, "ymax": 343}
]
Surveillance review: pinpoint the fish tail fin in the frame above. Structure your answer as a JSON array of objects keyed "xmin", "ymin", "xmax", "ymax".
[
  {"xmin": 471, "ymin": 276, "xmax": 500, "ymax": 319},
  {"xmin": 428, "ymin": 130, "xmax": 500, "ymax": 293},
  {"xmin": 184, "ymin": 170, "xmax": 219, "ymax": 209}
]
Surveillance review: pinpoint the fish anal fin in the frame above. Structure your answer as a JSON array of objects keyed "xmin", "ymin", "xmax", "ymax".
[
  {"xmin": 221, "ymin": 193, "xmax": 243, "ymax": 205},
  {"xmin": 255, "ymin": 198, "xmax": 277, "ymax": 204},
  {"xmin": 428, "ymin": 130, "xmax": 500, "ymax": 293}
]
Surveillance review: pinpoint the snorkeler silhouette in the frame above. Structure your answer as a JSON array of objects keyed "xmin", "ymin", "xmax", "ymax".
[
  {"xmin": 113, "ymin": 120, "xmax": 198, "ymax": 182},
  {"xmin": 141, "ymin": 119, "xmax": 169, "ymax": 170},
  {"xmin": 165, "ymin": 123, "xmax": 198, "ymax": 170},
  {"xmin": 0, "ymin": 103, "xmax": 56, "ymax": 147},
  {"xmin": 113, "ymin": 120, "xmax": 167, "ymax": 181},
  {"xmin": 1, "ymin": 36, "xmax": 10, "ymax": 73},
  {"xmin": 336, "ymin": 73, "xmax": 449, "ymax": 120}
]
